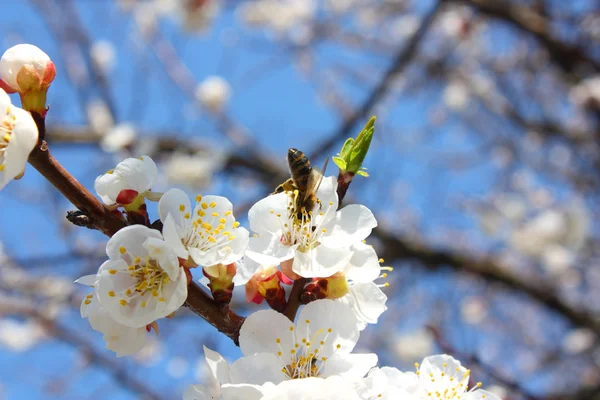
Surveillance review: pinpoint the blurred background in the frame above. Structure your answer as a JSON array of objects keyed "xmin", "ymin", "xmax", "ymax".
[{"xmin": 0, "ymin": 0, "xmax": 599, "ymax": 398}]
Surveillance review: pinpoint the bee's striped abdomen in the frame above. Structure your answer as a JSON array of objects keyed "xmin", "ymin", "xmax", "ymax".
[{"xmin": 287, "ymin": 148, "xmax": 312, "ymax": 192}]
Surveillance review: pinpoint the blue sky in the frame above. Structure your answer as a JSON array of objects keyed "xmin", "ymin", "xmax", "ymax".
[{"xmin": 0, "ymin": 1, "xmax": 554, "ymax": 399}]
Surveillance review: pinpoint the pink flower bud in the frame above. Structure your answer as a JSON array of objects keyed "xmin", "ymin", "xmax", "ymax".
[{"xmin": 0, "ymin": 44, "xmax": 55, "ymax": 94}]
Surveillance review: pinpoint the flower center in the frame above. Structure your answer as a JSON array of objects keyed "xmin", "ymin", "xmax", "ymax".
[
  {"xmin": 414, "ymin": 361, "xmax": 482, "ymax": 399},
  {"xmin": 275, "ymin": 322, "xmax": 342, "ymax": 380},
  {"xmin": 276, "ymin": 190, "xmax": 330, "ymax": 252},
  {"xmin": 0, "ymin": 106, "xmax": 16, "ymax": 171},
  {"xmin": 106, "ymin": 251, "xmax": 171, "ymax": 307},
  {"xmin": 180, "ymin": 196, "xmax": 238, "ymax": 255}
]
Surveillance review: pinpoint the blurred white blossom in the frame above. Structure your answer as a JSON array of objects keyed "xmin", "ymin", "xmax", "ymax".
[
  {"xmin": 195, "ymin": 76, "xmax": 231, "ymax": 113},
  {"xmin": 100, "ymin": 123, "xmax": 137, "ymax": 153},
  {"xmin": 90, "ymin": 40, "xmax": 116, "ymax": 74},
  {"xmin": 0, "ymin": 318, "xmax": 46, "ymax": 351},
  {"xmin": 443, "ymin": 81, "xmax": 470, "ymax": 111},
  {"xmin": 562, "ymin": 328, "xmax": 596, "ymax": 354},
  {"xmin": 164, "ymin": 151, "xmax": 225, "ymax": 189},
  {"xmin": 87, "ymin": 99, "xmax": 114, "ymax": 134},
  {"xmin": 392, "ymin": 329, "xmax": 434, "ymax": 362}
]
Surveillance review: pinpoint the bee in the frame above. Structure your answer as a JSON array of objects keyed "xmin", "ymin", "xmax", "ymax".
[{"xmin": 274, "ymin": 148, "xmax": 328, "ymax": 219}]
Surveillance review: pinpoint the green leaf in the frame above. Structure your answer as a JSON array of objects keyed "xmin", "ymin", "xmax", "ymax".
[
  {"xmin": 339, "ymin": 138, "xmax": 355, "ymax": 159},
  {"xmin": 356, "ymin": 170, "xmax": 369, "ymax": 177},
  {"xmin": 332, "ymin": 156, "xmax": 347, "ymax": 170}
]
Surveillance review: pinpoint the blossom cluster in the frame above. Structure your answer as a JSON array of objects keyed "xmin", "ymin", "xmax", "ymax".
[{"xmin": 0, "ymin": 42, "xmax": 502, "ymax": 400}]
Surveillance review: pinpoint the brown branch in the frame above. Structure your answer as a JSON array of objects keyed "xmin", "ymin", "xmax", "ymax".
[
  {"xmin": 45, "ymin": 123, "xmax": 600, "ymax": 334},
  {"xmin": 17, "ymin": 306, "xmax": 165, "ymax": 400},
  {"xmin": 310, "ymin": 1, "xmax": 442, "ymax": 161},
  {"xmin": 377, "ymin": 229, "xmax": 600, "ymax": 334},
  {"xmin": 27, "ymin": 113, "xmax": 127, "ymax": 237},
  {"xmin": 185, "ymin": 282, "xmax": 245, "ymax": 345},
  {"xmin": 444, "ymin": 0, "xmax": 600, "ymax": 78},
  {"xmin": 29, "ymin": 115, "xmax": 248, "ymax": 345}
]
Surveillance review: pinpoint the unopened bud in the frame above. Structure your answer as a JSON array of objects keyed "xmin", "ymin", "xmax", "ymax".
[
  {"xmin": 204, "ymin": 263, "xmax": 236, "ymax": 303},
  {"xmin": 245, "ymin": 266, "xmax": 288, "ymax": 312},
  {"xmin": 332, "ymin": 116, "xmax": 375, "ymax": 177},
  {"xmin": 0, "ymin": 44, "xmax": 56, "ymax": 115}
]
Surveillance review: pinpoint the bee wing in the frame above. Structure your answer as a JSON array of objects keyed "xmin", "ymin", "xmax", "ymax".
[{"xmin": 304, "ymin": 157, "xmax": 329, "ymax": 201}]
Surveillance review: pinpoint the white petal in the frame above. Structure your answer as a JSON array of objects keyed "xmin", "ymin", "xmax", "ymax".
[
  {"xmin": 296, "ymin": 299, "xmax": 360, "ymax": 358},
  {"xmin": 339, "ymin": 283, "xmax": 387, "ymax": 329},
  {"xmin": 345, "ymin": 242, "xmax": 380, "ymax": 283},
  {"xmin": 465, "ymin": 390, "xmax": 501, "ymax": 400},
  {"xmin": 143, "ymin": 237, "xmax": 180, "ymax": 280},
  {"xmin": 313, "ymin": 175, "xmax": 339, "ymax": 225},
  {"xmin": 233, "ymin": 257, "xmax": 261, "ymax": 286},
  {"xmin": 0, "ymin": 105, "xmax": 38, "ymax": 186},
  {"xmin": 246, "ymin": 234, "xmax": 296, "ymax": 265},
  {"xmin": 104, "ymin": 325, "xmax": 147, "ymax": 357},
  {"xmin": 292, "ymin": 245, "xmax": 353, "ymax": 278},
  {"xmin": 248, "ymin": 193, "xmax": 288, "ymax": 234},
  {"xmin": 158, "ymin": 188, "xmax": 191, "ymax": 227},
  {"xmin": 183, "ymin": 385, "xmax": 212, "ymax": 400},
  {"xmin": 320, "ymin": 353, "xmax": 378, "ymax": 379},
  {"xmin": 230, "ymin": 353, "xmax": 286, "ymax": 385},
  {"xmin": 162, "ymin": 213, "xmax": 189, "ymax": 259},
  {"xmin": 239, "ymin": 309, "xmax": 295, "ymax": 357},
  {"xmin": 320, "ymin": 205, "xmax": 377, "ymax": 247},
  {"xmin": 203, "ymin": 345, "xmax": 231, "ymax": 385},
  {"xmin": 74, "ymin": 274, "xmax": 97, "ymax": 287},
  {"xmin": 262, "ymin": 376, "xmax": 361, "ymax": 400},
  {"xmin": 216, "ymin": 227, "xmax": 250, "ymax": 265},
  {"xmin": 106, "ymin": 224, "xmax": 160, "ymax": 260},
  {"xmin": 220, "ymin": 384, "xmax": 266, "ymax": 400}
]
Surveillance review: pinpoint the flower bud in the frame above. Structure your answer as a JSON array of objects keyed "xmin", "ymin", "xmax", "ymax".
[
  {"xmin": 245, "ymin": 266, "xmax": 289, "ymax": 312},
  {"xmin": 301, "ymin": 272, "xmax": 349, "ymax": 304},
  {"xmin": 0, "ymin": 44, "xmax": 56, "ymax": 115},
  {"xmin": 203, "ymin": 263, "xmax": 237, "ymax": 303}
]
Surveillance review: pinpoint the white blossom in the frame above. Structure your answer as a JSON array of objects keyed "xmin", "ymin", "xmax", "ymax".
[
  {"xmin": 0, "ymin": 88, "xmax": 38, "ymax": 191},
  {"xmin": 158, "ymin": 188, "xmax": 249, "ymax": 267},
  {"xmin": 362, "ymin": 355, "xmax": 501, "ymax": 400},
  {"xmin": 95, "ymin": 225, "xmax": 187, "ymax": 327},
  {"xmin": 234, "ymin": 299, "xmax": 377, "ymax": 385},
  {"xmin": 246, "ymin": 176, "xmax": 376, "ymax": 278},
  {"xmin": 195, "ymin": 76, "xmax": 231, "ymax": 113},
  {"xmin": 94, "ymin": 155, "xmax": 159, "ymax": 205}
]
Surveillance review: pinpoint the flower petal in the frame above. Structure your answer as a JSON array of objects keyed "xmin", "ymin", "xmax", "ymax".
[
  {"xmin": 246, "ymin": 234, "xmax": 296, "ymax": 265},
  {"xmin": 248, "ymin": 193, "xmax": 288, "ymax": 234},
  {"xmin": 320, "ymin": 205, "xmax": 377, "ymax": 247},
  {"xmin": 345, "ymin": 242, "xmax": 381, "ymax": 283},
  {"xmin": 162, "ymin": 213, "xmax": 189, "ymax": 260},
  {"xmin": 320, "ymin": 353, "xmax": 378, "ymax": 379},
  {"xmin": 239, "ymin": 309, "xmax": 295, "ymax": 357},
  {"xmin": 230, "ymin": 353, "xmax": 286, "ymax": 385},
  {"xmin": 106, "ymin": 224, "xmax": 160, "ymax": 261},
  {"xmin": 158, "ymin": 188, "xmax": 192, "ymax": 227},
  {"xmin": 292, "ymin": 245, "xmax": 353, "ymax": 278},
  {"xmin": 296, "ymin": 299, "xmax": 360, "ymax": 358},
  {"xmin": 338, "ymin": 282, "xmax": 387, "ymax": 329}
]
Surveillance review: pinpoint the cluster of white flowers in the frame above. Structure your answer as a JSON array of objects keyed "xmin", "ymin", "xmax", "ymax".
[
  {"xmin": 73, "ymin": 152, "xmax": 500, "ymax": 399},
  {"xmin": 183, "ymin": 300, "xmax": 500, "ymax": 399},
  {"xmin": 0, "ymin": 42, "xmax": 503, "ymax": 400}
]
